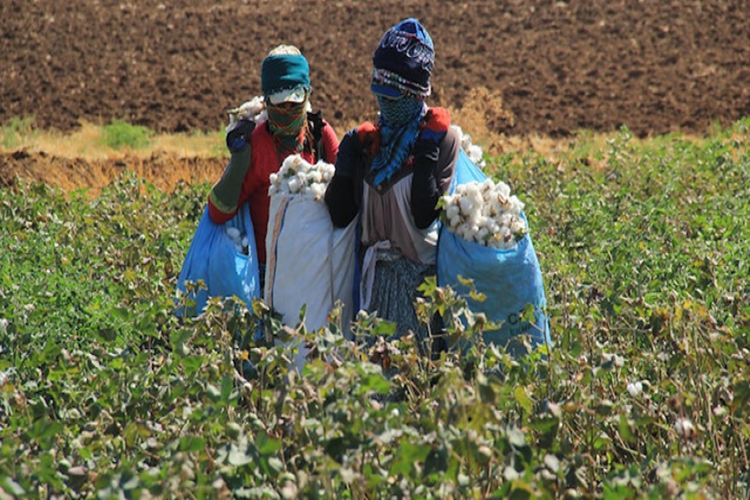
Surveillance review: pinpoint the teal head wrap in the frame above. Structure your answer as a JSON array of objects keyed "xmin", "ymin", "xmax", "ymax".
[{"xmin": 261, "ymin": 54, "xmax": 311, "ymax": 98}]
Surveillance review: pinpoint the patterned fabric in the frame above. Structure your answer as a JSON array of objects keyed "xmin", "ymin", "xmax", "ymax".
[
  {"xmin": 261, "ymin": 54, "xmax": 310, "ymax": 96},
  {"xmin": 367, "ymin": 250, "xmax": 436, "ymax": 354},
  {"xmin": 370, "ymin": 95, "xmax": 425, "ymax": 186},
  {"xmin": 267, "ymin": 100, "xmax": 309, "ymax": 152},
  {"xmin": 371, "ymin": 18, "xmax": 434, "ymax": 99}
]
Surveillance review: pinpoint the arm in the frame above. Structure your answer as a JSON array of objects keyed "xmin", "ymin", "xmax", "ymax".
[
  {"xmin": 324, "ymin": 123, "xmax": 378, "ymax": 228},
  {"xmin": 320, "ymin": 120, "xmax": 340, "ymax": 164},
  {"xmin": 207, "ymin": 120, "xmax": 255, "ymax": 223},
  {"xmin": 411, "ymin": 108, "xmax": 458, "ymax": 229}
]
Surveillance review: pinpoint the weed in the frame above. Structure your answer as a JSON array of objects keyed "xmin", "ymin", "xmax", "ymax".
[{"xmin": 101, "ymin": 119, "xmax": 152, "ymax": 150}]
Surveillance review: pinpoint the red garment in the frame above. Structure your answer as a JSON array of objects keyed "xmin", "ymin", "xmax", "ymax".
[{"xmin": 208, "ymin": 120, "xmax": 339, "ymax": 263}]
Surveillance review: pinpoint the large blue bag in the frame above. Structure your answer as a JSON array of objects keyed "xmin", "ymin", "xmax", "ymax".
[
  {"xmin": 437, "ymin": 149, "xmax": 551, "ymax": 355},
  {"xmin": 175, "ymin": 203, "xmax": 260, "ymax": 317}
]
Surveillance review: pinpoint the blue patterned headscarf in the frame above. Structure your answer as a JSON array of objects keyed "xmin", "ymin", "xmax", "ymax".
[{"xmin": 370, "ymin": 95, "xmax": 426, "ymax": 186}]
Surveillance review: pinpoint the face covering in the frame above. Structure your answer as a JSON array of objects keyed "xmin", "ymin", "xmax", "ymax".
[
  {"xmin": 266, "ymin": 100, "xmax": 308, "ymax": 151},
  {"xmin": 370, "ymin": 94, "xmax": 426, "ymax": 186}
]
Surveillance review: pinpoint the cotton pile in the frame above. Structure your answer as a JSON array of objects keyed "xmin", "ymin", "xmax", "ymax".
[
  {"xmin": 268, "ymin": 155, "xmax": 336, "ymax": 200},
  {"xmin": 226, "ymin": 96, "xmax": 267, "ymax": 132},
  {"xmin": 225, "ymin": 227, "xmax": 250, "ymax": 255},
  {"xmin": 440, "ymin": 179, "xmax": 527, "ymax": 249},
  {"xmin": 451, "ymin": 124, "xmax": 486, "ymax": 169}
]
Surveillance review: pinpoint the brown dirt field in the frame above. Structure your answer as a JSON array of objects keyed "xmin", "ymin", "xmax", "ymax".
[{"xmin": 1, "ymin": 0, "xmax": 749, "ymax": 192}]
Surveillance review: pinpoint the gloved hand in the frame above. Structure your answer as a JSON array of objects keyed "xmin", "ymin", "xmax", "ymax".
[{"xmin": 226, "ymin": 119, "xmax": 256, "ymax": 154}]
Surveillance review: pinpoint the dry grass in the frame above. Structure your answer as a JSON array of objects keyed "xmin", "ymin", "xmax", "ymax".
[
  {"xmin": 1, "ymin": 88, "xmax": 715, "ymax": 164},
  {"xmin": 0, "ymin": 120, "xmax": 224, "ymax": 160}
]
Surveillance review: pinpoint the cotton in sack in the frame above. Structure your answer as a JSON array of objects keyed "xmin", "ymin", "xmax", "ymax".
[
  {"xmin": 265, "ymin": 155, "xmax": 356, "ymax": 371},
  {"xmin": 175, "ymin": 202, "xmax": 260, "ymax": 317},
  {"xmin": 437, "ymin": 142, "xmax": 551, "ymax": 356}
]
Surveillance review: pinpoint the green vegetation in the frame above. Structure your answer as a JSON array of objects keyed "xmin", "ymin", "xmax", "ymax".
[
  {"xmin": 101, "ymin": 120, "xmax": 153, "ymax": 150},
  {"xmin": 0, "ymin": 120, "xmax": 748, "ymax": 498},
  {"xmin": 1, "ymin": 116, "xmax": 35, "ymax": 149}
]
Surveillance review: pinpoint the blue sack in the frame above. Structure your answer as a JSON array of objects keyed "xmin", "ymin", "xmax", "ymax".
[
  {"xmin": 175, "ymin": 203, "xmax": 260, "ymax": 317},
  {"xmin": 437, "ymin": 149, "xmax": 551, "ymax": 355}
]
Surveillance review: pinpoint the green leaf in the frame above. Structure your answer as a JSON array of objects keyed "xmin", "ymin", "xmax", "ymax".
[
  {"xmin": 179, "ymin": 436, "xmax": 206, "ymax": 453},
  {"xmin": 1, "ymin": 477, "xmax": 25, "ymax": 496},
  {"xmin": 514, "ymin": 386, "xmax": 533, "ymax": 414}
]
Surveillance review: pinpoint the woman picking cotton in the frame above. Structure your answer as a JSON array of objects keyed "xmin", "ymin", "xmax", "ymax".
[
  {"xmin": 208, "ymin": 45, "xmax": 339, "ymax": 287},
  {"xmin": 325, "ymin": 18, "xmax": 459, "ymax": 354}
]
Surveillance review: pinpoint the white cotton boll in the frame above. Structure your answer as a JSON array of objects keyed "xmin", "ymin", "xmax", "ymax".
[
  {"xmin": 499, "ymin": 226, "xmax": 512, "ymax": 241},
  {"xmin": 307, "ymin": 170, "xmax": 323, "ymax": 184},
  {"xmin": 287, "ymin": 177, "xmax": 301, "ymax": 193},
  {"xmin": 468, "ymin": 144, "xmax": 484, "ymax": 166},
  {"xmin": 241, "ymin": 236, "xmax": 249, "ymax": 248},
  {"xmin": 510, "ymin": 216, "xmax": 526, "ymax": 235},
  {"xmin": 269, "ymin": 173, "xmax": 279, "ymax": 185},
  {"xmin": 458, "ymin": 197, "xmax": 474, "ymax": 217},
  {"xmin": 507, "ymin": 195, "xmax": 525, "ymax": 215},
  {"xmin": 309, "ymin": 183, "xmax": 326, "ymax": 200},
  {"xmin": 451, "ymin": 124, "xmax": 464, "ymax": 139},
  {"xmin": 626, "ymin": 381, "xmax": 643, "ymax": 397},
  {"xmin": 477, "ymin": 226, "xmax": 490, "ymax": 242},
  {"xmin": 446, "ymin": 204, "xmax": 460, "ymax": 221},
  {"xmin": 456, "ymin": 222, "xmax": 471, "ymax": 240},
  {"xmin": 448, "ymin": 215, "xmax": 461, "ymax": 228},
  {"xmin": 497, "ymin": 212, "xmax": 512, "ymax": 228},
  {"xmin": 253, "ymin": 109, "xmax": 268, "ymax": 124},
  {"xmin": 495, "ymin": 181, "xmax": 511, "ymax": 199},
  {"xmin": 488, "ymin": 197, "xmax": 502, "ymax": 216},
  {"xmin": 226, "ymin": 227, "xmax": 241, "ymax": 241}
]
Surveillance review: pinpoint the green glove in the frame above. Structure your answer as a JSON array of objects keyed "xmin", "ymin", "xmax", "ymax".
[{"xmin": 209, "ymin": 144, "xmax": 252, "ymax": 215}]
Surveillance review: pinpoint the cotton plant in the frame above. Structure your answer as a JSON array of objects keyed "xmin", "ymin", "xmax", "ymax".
[
  {"xmin": 451, "ymin": 124, "xmax": 486, "ymax": 169},
  {"xmin": 268, "ymin": 154, "xmax": 336, "ymax": 201},
  {"xmin": 440, "ymin": 178, "xmax": 528, "ymax": 249}
]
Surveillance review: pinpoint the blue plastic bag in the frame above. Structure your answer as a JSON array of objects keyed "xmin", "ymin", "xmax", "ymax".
[
  {"xmin": 175, "ymin": 203, "xmax": 260, "ymax": 317},
  {"xmin": 437, "ymin": 149, "xmax": 551, "ymax": 355}
]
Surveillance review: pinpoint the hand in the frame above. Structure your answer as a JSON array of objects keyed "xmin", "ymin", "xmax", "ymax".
[{"xmin": 226, "ymin": 119, "xmax": 255, "ymax": 154}]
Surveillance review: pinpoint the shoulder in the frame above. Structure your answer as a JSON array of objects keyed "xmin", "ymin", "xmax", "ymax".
[
  {"xmin": 320, "ymin": 119, "xmax": 338, "ymax": 138},
  {"xmin": 425, "ymin": 106, "xmax": 451, "ymax": 131}
]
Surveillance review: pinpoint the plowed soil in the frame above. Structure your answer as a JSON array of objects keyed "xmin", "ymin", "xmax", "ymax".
[{"xmin": 1, "ymin": 0, "xmax": 749, "ymax": 192}]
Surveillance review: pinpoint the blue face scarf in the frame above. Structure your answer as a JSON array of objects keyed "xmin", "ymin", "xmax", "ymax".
[{"xmin": 370, "ymin": 95, "xmax": 426, "ymax": 186}]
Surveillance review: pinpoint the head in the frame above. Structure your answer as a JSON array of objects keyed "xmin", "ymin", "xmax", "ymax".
[
  {"xmin": 371, "ymin": 18, "xmax": 434, "ymax": 102},
  {"xmin": 261, "ymin": 45, "xmax": 311, "ymax": 138}
]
